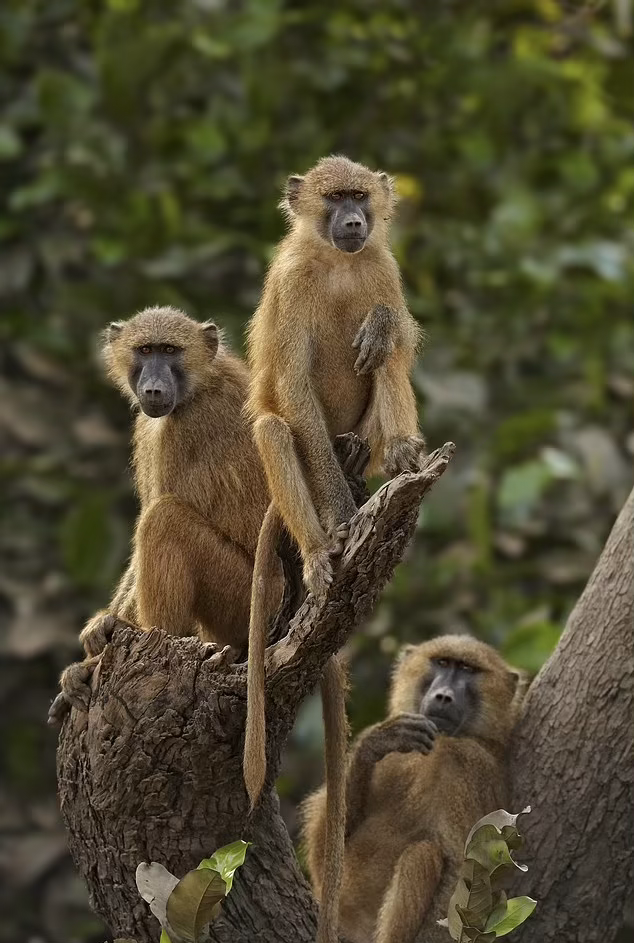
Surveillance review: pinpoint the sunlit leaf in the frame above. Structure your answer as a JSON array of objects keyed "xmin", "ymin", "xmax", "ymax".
[
  {"xmin": 465, "ymin": 808, "xmax": 530, "ymax": 850},
  {"xmin": 485, "ymin": 896, "xmax": 537, "ymax": 936},
  {"xmin": 198, "ymin": 839, "xmax": 250, "ymax": 892},
  {"xmin": 166, "ymin": 868, "xmax": 226, "ymax": 943}
]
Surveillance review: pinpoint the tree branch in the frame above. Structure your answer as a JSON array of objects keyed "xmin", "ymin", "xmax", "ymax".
[
  {"xmin": 56, "ymin": 443, "xmax": 455, "ymax": 943},
  {"xmin": 510, "ymin": 484, "xmax": 634, "ymax": 942}
]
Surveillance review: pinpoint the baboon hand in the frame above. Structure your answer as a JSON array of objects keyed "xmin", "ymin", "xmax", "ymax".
[
  {"xmin": 365, "ymin": 713, "xmax": 437, "ymax": 760},
  {"xmin": 47, "ymin": 654, "xmax": 102, "ymax": 726},
  {"xmin": 79, "ymin": 612, "xmax": 120, "ymax": 657},
  {"xmin": 384, "ymin": 434, "xmax": 428, "ymax": 477},
  {"xmin": 201, "ymin": 642, "xmax": 238, "ymax": 667},
  {"xmin": 333, "ymin": 432, "xmax": 371, "ymax": 479},
  {"xmin": 352, "ymin": 305, "xmax": 396, "ymax": 376}
]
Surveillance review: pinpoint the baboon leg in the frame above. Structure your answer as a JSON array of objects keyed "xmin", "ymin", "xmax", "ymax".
[
  {"xmin": 253, "ymin": 413, "xmax": 335, "ymax": 597},
  {"xmin": 136, "ymin": 495, "xmax": 256, "ymax": 648},
  {"xmin": 374, "ymin": 840, "xmax": 443, "ymax": 943}
]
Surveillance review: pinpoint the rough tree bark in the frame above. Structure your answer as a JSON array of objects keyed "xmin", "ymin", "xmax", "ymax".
[
  {"xmin": 56, "ymin": 444, "xmax": 455, "ymax": 943},
  {"xmin": 509, "ymin": 484, "xmax": 634, "ymax": 943}
]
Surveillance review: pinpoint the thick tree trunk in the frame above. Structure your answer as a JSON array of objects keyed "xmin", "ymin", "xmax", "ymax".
[
  {"xmin": 56, "ymin": 445, "xmax": 454, "ymax": 942},
  {"xmin": 510, "ymin": 484, "xmax": 634, "ymax": 943},
  {"xmin": 56, "ymin": 466, "xmax": 633, "ymax": 943}
]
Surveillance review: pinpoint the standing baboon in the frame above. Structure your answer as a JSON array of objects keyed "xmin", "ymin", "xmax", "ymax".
[
  {"xmin": 244, "ymin": 156, "xmax": 428, "ymax": 943},
  {"xmin": 301, "ymin": 636, "xmax": 526, "ymax": 943},
  {"xmin": 49, "ymin": 305, "xmax": 282, "ymax": 722}
]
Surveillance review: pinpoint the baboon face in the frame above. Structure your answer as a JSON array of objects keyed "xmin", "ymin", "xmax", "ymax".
[
  {"xmin": 322, "ymin": 189, "xmax": 373, "ymax": 253},
  {"xmin": 103, "ymin": 307, "xmax": 219, "ymax": 417},
  {"xmin": 419, "ymin": 656, "xmax": 481, "ymax": 735},
  {"xmin": 282, "ymin": 155, "xmax": 395, "ymax": 254},
  {"xmin": 389, "ymin": 636, "xmax": 524, "ymax": 744},
  {"xmin": 128, "ymin": 342, "xmax": 186, "ymax": 417}
]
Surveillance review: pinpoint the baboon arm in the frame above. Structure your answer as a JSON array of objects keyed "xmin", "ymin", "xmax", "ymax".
[
  {"xmin": 359, "ymin": 345, "xmax": 421, "ymax": 476},
  {"xmin": 276, "ymin": 366, "xmax": 356, "ymax": 527},
  {"xmin": 344, "ymin": 726, "xmax": 384, "ymax": 838}
]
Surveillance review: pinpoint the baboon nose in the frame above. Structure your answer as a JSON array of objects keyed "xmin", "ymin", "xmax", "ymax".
[
  {"xmin": 433, "ymin": 690, "xmax": 454, "ymax": 705},
  {"xmin": 344, "ymin": 216, "xmax": 363, "ymax": 229}
]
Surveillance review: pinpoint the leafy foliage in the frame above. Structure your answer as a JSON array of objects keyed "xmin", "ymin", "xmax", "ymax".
[
  {"xmin": 439, "ymin": 808, "xmax": 536, "ymax": 941},
  {"xmin": 136, "ymin": 841, "xmax": 250, "ymax": 943},
  {"xmin": 0, "ymin": 2, "xmax": 632, "ymax": 939}
]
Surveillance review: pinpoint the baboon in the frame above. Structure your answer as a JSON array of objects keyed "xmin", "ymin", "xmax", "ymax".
[
  {"xmin": 244, "ymin": 156, "xmax": 428, "ymax": 943},
  {"xmin": 301, "ymin": 636, "xmax": 526, "ymax": 943},
  {"xmin": 48, "ymin": 305, "xmax": 282, "ymax": 723},
  {"xmin": 247, "ymin": 154, "xmax": 426, "ymax": 599}
]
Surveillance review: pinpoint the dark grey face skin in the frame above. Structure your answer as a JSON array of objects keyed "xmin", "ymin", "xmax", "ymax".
[
  {"xmin": 419, "ymin": 658, "xmax": 480, "ymax": 736},
  {"xmin": 323, "ymin": 190, "xmax": 374, "ymax": 253},
  {"xmin": 128, "ymin": 344, "xmax": 187, "ymax": 418}
]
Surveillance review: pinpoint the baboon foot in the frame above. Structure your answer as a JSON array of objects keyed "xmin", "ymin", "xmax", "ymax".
[{"xmin": 47, "ymin": 654, "xmax": 102, "ymax": 726}]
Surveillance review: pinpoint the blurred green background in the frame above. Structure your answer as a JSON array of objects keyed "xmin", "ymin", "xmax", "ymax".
[{"xmin": 0, "ymin": 1, "xmax": 632, "ymax": 941}]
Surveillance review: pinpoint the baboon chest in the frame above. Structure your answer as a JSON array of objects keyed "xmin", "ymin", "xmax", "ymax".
[{"xmin": 310, "ymin": 300, "xmax": 372, "ymax": 436}]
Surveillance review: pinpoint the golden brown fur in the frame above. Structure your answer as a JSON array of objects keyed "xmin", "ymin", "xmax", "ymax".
[
  {"xmin": 244, "ymin": 156, "xmax": 427, "ymax": 943},
  {"xmin": 301, "ymin": 636, "xmax": 525, "ymax": 943},
  {"xmin": 105, "ymin": 305, "xmax": 278, "ymax": 645},
  {"xmin": 50, "ymin": 306, "xmax": 282, "ymax": 724},
  {"xmin": 247, "ymin": 155, "xmax": 423, "ymax": 592}
]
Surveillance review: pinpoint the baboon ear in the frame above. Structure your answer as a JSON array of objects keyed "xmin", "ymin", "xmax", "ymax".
[
  {"xmin": 201, "ymin": 321, "xmax": 219, "ymax": 358},
  {"xmin": 396, "ymin": 643, "xmax": 417, "ymax": 664},
  {"xmin": 508, "ymin": 668, "xmax": 528, "ymax": 691},
  {"xmin": 377, "ymin": 171, "xmax": 395, "ymax": 196},
  {"xmin": 104, "ymin": 321, "xmax": 124, "ymax": 344},
  {"xmin": 285, "ymin": 175, "xmax": 305, "ymax": 206}
]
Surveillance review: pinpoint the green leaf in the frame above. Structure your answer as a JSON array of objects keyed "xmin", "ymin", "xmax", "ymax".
[
  {"xmin": 485, "ymin": 896, "xmax": 537, "ymax": 936},
  {"xmin": 461, "ymin": 930, "xmax": 496, "ymax": 943},
  {"xmin": 484, "ymin": 891, "xmax": 507, "ymax": 931},
  {"xmin": 446, "ymin": 860, "xmax": 492, "ymax": 940},
  {"xmin": 197, "ymin": 840, "xmax": 250, "ymax": 893},
  {"xmin": 466, "ymin": 827, "xmax": 517, "ymax": 872},
  {"xmin": 159, "ymin": 931, "xmax": 172, "ymax": 943},
  {"xmin": 166, "ymin": 868, "xmax": 226, "ymax": 943},
  {"xmin": 465, "ymin": 808, "xmax": 531, "ymax": 849}
]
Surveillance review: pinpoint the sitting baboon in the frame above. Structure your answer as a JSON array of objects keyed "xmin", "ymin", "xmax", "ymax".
[
  {"xmin": 301, "ymin": 636, "xmax": 526, "ymax": 943},
  {"xmin": 48, "ymin": 305, "xmax": 282, "ymax": 722}
]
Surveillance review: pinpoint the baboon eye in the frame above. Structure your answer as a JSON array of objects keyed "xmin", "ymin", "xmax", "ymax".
[
  {"xmin": 437, "ymin": 658, "xmax": 449, "ymax": 668},
  {"xmin": 331, "ymin": 191, "xmax": 343, "ymax": 201},
  {"xmin": 461, "ymin": 663, "xmax": 475, "ymax": 673},
  {"xmin": 353, "ymin": 191, "xmax": 366, "ymax": 200},
  {"xmin": 164, "ymin": 345, "xmax": 175, "ymax": 354},
  {"xmin": 139, "ymin": 345, "xmax": 151, "ymax": 355}
]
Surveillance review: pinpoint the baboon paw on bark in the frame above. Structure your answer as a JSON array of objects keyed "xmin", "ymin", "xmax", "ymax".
[
  {"xmin": 201, "ymin": 641, "xmax": 239, "ymax": 667},
  {"xmin": 47, "ymin": 654, "xmax": 102, "ymax": 726}
]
